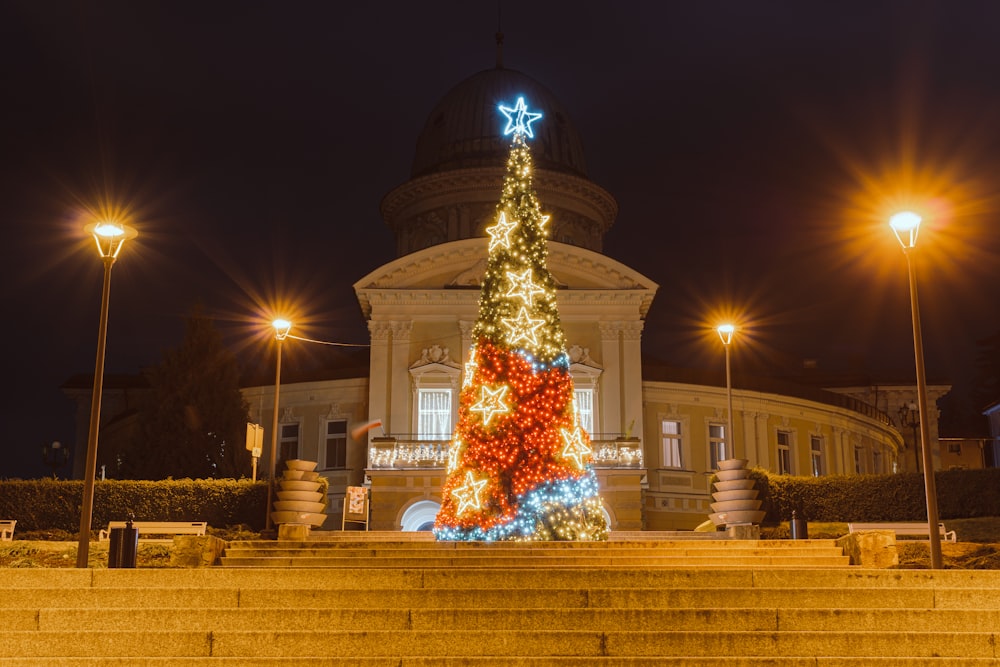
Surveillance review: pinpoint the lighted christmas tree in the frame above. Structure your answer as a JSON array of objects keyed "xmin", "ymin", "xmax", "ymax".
[{"xmin": 433, "ymin": 97, "xmax": 608, "ymax": 542}]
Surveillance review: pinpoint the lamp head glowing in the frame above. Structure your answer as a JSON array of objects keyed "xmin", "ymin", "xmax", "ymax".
[
  {"xmin": 889, "ymin": 211, "xmax": 922, "ymax": 249},
  {"xmin": 717, "ymin": 323, "xmax": 735, "ymax": 345},
  {"xmin": 84, "ymin": 220, "xmax": 137, "ymax": 260},
  {"xmin": 272, "ymin": 319, "xmax": 292, "ymax": 340}
]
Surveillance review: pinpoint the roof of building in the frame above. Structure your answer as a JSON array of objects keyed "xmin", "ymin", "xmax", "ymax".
[{"xmin": 411, "ymin": 66, "xmax": 588, "ymax": 179}]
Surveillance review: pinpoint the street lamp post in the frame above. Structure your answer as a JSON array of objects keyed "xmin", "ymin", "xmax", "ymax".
[
  {"xmin": 889, "ymin": 211, "xmax": 943, "ymax": 569},
  {"xmin": 717, "ymin": 324, "xmax": 736, "ymax": 463},
  {"xmin": 42, "ymin": 440, "xmax": 70, "ymax": 479},
  {"xmin": 264, "ymin": 319, "xmax": 292, "ymax": 533},
  {"xmin": 76, "ymin": 220, "xmax": 137, "ymax": 568}
]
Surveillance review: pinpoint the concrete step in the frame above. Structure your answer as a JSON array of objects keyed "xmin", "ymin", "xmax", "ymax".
[
  {"xmin": 3, "ymin": 630, "xmax": 997, "ymax": 659},
  {"xmin": 9, "ymin": 585, "xmax": 988, "ymax": 610},
  {"xmin": 218, "ymin": 555, "xmax": 852, "ymax": 568},
  {"xmin": 7, "ymin": 606, "xmax": 1000, "ymax": 633},
  {"xmin": 6, "ymin": 659, "xmax": 1000, "ymax": 667},
  {"xmin": 8, "ymin": 567, "xmax": 1000, "ymax": 591},
  {"xmin": 219, "ymin": 538, "xmax": 850, "ymax": 568}
]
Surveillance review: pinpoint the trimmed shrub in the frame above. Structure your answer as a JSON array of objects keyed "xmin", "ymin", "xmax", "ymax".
[
  {"xmin": 0, "ymin": 478, "xmax": 269, "ymax": 533},
  {"xmin": 751, "ymin": 467, "xmax": 1000, "ymax": 524}
]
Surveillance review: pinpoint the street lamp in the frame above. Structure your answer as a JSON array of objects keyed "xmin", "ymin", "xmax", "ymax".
[
  {"xmin": 264, "ymin": 318, "xmax": 292, "ymax": 533},
  {"xmin": 717, "ymin": 324, "xmax": 736, "ymax": 464},
  {"xmin": 889, "ymin": 210, "xmax": 942, "ymax": 569},
  {"xmin": 76, "ymin": 219, "xmax": 137, "ymax": 568},
  {"xmin": 42, "ymin": 441, "xmax": 70, "ymax": 478}
]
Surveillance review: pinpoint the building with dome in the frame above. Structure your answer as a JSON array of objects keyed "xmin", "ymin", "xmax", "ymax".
[{"xmin": 236, "ymin": 53, "xmax": 955, "ymax": 532}]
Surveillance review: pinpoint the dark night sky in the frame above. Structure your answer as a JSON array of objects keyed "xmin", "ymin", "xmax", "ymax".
[{"xmin": 3, "ymin": 1, "xmax": 1000, "ymax": 479}]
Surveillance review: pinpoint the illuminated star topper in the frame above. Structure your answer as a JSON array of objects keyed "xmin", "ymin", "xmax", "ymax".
[{"xmin": 499, "ymin": 96, "xmax": 542, "ymax": 138}]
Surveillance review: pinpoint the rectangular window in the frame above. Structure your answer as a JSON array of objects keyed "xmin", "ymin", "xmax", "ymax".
[
  {"xmin": 708, "ymin": 423, "xmax": 727, "ymax": 470},
  {"xmin": 574, "ymin": 389, "xmax": 594, "ymax": 435},
  {"xmin": 278, "ymin": 423, "xmax": 299, "ymax": 471},
  {"xmin": 810, "ymin": 435, "xmax": 824, "ymax": 477},
  {"xmin": 417, "ymin": 388, "xmax": 452, "ymax": 440},
  {"xmin": 777, "ymin": 431, "xmax": 792, "ymax": 475},
  {"xmin": 854, "ymin": 446, "xmax": 865, "ymax": 474},
  {"xmin": 661, "ymin": 419, "xmax": 682, "ymax": 468},
  {"xmin": 324, "ymin": 419, "xmax": 347, "ymax": 469},
  {"xmin": 872, "ymin": 449, "xmax": 883, "ymax": 474},
  {"xmin": 947, "ymin": 444, "xmax": 961, "ymax": 454}
]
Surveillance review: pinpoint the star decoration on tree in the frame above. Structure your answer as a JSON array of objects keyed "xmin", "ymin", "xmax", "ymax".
[
  {"xmin": 539, "ymin": 214, "xmax": 550, "ymax": 234},
  {"xmin": 561, "ymin": 427, "xmax": 593, "ymax": 468},
  {"xmin": 498, "ymin": 97, "xmax": 543, "ymax": 138},
  {"xmin": 470, "ymin": 384, "xmax": 510, "ymax": 426},
  {"xmin": 502, "ymin": 307, "xmax": 545, "ymax": 347},
  {"xmin": 462, "ymin": 347, "xmax": 478, "ymax": 388},
  {"xmin": 452, "ymin": 470, "xmax": 488, "ymax": 515},
  {"xmin": 447, "ymin": 440, "xmax": 463, "ymax": 472},
  {"xmin": 486, "ymin": 212, "xmax": 518, "ymax": 252},
  {"xmin": 505, "ymin": 269, "xmax": 546, "ymax": 307}
]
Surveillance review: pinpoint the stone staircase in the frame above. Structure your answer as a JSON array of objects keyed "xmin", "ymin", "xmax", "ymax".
[
  {"xmin": 4, "ymin": 533, "xmax": 1000, "ymax": 665},
  {"xmin": 219, "ymin": 531, "xmax": 850, "ymax": 568}
]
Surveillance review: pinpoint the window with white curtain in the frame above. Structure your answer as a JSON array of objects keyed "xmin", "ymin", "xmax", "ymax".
[
  {"xmin": 417, "ymin": 388, "xmax": 452, "ymax": 440},
  {"xmin": 574, "ymin": 388, "xmax": 594, "ymax": 435},
  {"xmin": 661, "ymin": 419, "xmax": 683, "ymax": 469}
]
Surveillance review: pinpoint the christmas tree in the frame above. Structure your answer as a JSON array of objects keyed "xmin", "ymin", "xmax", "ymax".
[{"xmin": 433, "ymin": 97, "xmax": 608, "ymax": 542}]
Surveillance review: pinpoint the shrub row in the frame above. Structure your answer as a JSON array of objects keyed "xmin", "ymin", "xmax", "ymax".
[
  {"xmin": 748, "ymin": 467, "xmax": 1000, "ymax": 524},
  {"xmin": 0, "ymin": 478, "xmax": 269, "ymax": 533}
]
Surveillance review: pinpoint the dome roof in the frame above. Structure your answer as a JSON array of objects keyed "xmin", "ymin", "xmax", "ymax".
[{"xmin": 411, "ymin": 67, "xmax": 588, "ymax": 179}]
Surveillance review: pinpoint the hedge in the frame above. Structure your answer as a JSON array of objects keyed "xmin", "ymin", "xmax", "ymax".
[
  {"xmin": 0, "ymin": 478, "xmax": 271, "ymax": 533},
  {"xmin": 747, "ymin": 467, "xmax": 1000, "ymax": 524}
]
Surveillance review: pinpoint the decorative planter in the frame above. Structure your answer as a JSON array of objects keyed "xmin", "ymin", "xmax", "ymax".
[
  {"xmin": 271, "ymin": 459, "xmax": 326, "ymax": 529},
  {"xmin": 708, "ymin": 458, "xmax": 765, "ymax": 527}
]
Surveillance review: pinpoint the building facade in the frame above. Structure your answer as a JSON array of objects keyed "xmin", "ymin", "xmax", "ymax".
[{"xmin": 240, "ymin": 63, "xmax": 931, "ymax": 531}]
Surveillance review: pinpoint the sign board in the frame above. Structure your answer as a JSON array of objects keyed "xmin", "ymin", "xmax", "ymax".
[
  {"xmin": 342, "ymin": 486, "xmax": 369, "ymax": 530},
  {"xmin": 245, "ymin": 423, "xmax": 264, "ymax": 458}
]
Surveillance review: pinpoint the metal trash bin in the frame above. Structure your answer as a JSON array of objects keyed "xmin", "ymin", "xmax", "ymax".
[
  {"xmin": 108, "ymin": 519, "xmax": 138, "ymax": 568},
  {"xmin": 790, "ymin": 510, "xmax": 809, "ymax": 540}
]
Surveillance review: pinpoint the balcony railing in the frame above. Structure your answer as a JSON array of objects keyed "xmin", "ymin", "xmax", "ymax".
[{"xmin": 368, "ymin": 434, "xmax": 644, "ymax": 470}]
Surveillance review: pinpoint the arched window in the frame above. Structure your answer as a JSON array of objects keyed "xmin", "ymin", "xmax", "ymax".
[{"xmin": 400, "ymin": 500, "xmax": 440, "ymax": 531}]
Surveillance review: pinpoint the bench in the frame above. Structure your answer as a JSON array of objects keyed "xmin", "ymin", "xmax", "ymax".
[
  {"xmin": 98, "ymin": 521, "xmax": 207, "ymax": 541},
  {"xmin": 0, "ymin": 520, "xmax": 15, "ymax": 541},
  {"xmin": 847, "ymin": 521, "xmax": 956, "ymax": 542}
]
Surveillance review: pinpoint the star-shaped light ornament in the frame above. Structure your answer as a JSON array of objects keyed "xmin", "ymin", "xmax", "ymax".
[
  {"xmin": 447, "ymin": 440, "xmax": 463, "ymax": 472},
  {"xmin": 502, "ymin": 307, "xmax": 545, "ymax": 348},
  {"xmin": 505, "ymin": 269, "xmax": 546, "ymax": 307},
  {"xmin": 539, "ymin": 214, "xmax": 551, "ymax": 234},
  {"xmin": 498, "ymin": 97, "xmax": 543, "ymax": 139},
  {"xmin": 561, "ymin": 427, "xmax": 593, "ymax": 469},
  {"xmin": 486, "ymin": 212, "xmax": 518, "ymax": 252},
  {"xmin": 470, "ymin": 384, "xmax": 510, "ymax": 426},
  {"xmin": 462, "ymin": 347, "xmax": 477, "ymax": 388},
  {"xmin": 452, "ymin": 470, "xmax": 488, "ymax": 515}
]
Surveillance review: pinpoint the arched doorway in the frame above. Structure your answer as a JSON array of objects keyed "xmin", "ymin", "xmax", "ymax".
[{"xmin": 400, "ymin": 500, "xmax": 440, "ymax": 531}]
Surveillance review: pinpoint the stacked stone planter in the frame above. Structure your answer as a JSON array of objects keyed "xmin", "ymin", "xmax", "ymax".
[
  {"xmin": 708, "ymin": 458, "xmax": 765, "ymax": 527},
  {"xmin": 271, "ymin": 459, "xmax": 327, "ymax": 529}
]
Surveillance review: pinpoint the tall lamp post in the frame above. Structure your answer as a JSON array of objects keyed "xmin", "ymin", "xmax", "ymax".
[
  {"xmin": 265, "ymin": 318, "xmax": 292, "ymax": 533},
  {"xmin": 717, "ymin": 324, "xmax": 736, "ymax": 463},
  {"xmin": 889, "ymin": 211, "xmax": 942, "ymax": 569},
  {"xmin": 76, "ymin": 220, "xmax": 137, "ymax": 568},
  {"xmin": 42, "ymin": 440, "xmax": 70, "ymax": 479}
]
